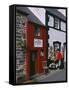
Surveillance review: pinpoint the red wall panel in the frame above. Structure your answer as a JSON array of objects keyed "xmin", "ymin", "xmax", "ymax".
[{"xmin": 26, "ymin": 22, "xmax": 48, "ymax": 80}]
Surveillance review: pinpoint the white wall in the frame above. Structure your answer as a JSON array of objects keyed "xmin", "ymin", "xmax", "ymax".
[{"xmin": 48, "ymin": 28, "xmax": 66, "ymax": 47}]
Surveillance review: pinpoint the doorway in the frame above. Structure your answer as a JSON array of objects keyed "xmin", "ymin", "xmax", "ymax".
[{"xmin": 30, "ymin": 51, "xmax": 37, "ymax": 77}]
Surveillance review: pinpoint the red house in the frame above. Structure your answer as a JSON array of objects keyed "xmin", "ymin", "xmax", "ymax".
[
  {"xmin": 16, "ymin": 7, "xmax": 48, "ymax": 81},
  {"xmin": 26, "ymin": 22, "xmax": 48, "ymax": 80}
]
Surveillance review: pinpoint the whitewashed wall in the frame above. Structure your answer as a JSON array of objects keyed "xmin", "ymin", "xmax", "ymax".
[{"xmin": 48, "ymin": 28, "xmax": 66, "ymax": 47}]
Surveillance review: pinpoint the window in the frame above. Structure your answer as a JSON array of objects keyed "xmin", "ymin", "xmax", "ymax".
[
  {"xmin": 34, "ymin": 26, "xmax": 40, "ymax": 36},
  {"xmin": 54, "ymin": 18, "xmax": 59, "ymax": 29},
  {"xmin": 48, "ymin": 15, "xmax": 54, "ymax": 27},
  {"xmin": 61, "ymin": 21, "xmax": 66, "ymax": 31}
]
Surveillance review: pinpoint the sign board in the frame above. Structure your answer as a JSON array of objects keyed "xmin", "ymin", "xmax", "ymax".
[{"xmin": 34, "ymin": 39, "xmax": 43, "ymax": 47}]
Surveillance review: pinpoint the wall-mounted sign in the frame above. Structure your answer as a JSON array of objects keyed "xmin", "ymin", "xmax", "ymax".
[{"xmin": 34, "ymin": 39, "xmax": 43, "ymax": 47}]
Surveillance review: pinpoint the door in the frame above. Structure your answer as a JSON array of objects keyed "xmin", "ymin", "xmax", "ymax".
[{"xmin": 30, "ymin": 51, "xmax": 37, "ymax": 77}]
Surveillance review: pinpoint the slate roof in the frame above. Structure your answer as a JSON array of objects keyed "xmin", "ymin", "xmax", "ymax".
[
  {"xmin": 16, "ymin": 7, "xmax": 44, "ymax": 26},
  {"xmin": 45, "ymin": 8, "xmax": 66, "ymax": 21}
]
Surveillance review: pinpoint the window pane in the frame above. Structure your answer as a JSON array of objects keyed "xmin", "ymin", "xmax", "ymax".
[
  {"xmin": 61, "ymin": 21, "xmax": 66, "ymax": 31},
  {"xmin": 54, "ymin": 18, "xmax": 59, "ymax": 29},
  {"xmin": 34, "ymin": 26, "xmax": 40, "ymax": 36},
  {"xmin": 48, "ymin": 15, "xmax": 54, "ymax": 27}
]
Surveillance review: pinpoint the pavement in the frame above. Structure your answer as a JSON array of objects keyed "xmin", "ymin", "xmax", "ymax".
[
  {"xmin": 33, "ymin": 63, "xmax": 66, "ymax": 82},
  {"xmin": 23, "ymin": 63, "xmax": 66, "ymax": 83}
]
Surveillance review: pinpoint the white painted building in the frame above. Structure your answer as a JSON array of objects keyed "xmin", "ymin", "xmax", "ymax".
[
  {"xmin": 45, "ymin": 8, "xmax": 66, "ymax": 62},
  {"xmin": 47, "ymin": 13, "xmax": 66, "ymax": 47}
]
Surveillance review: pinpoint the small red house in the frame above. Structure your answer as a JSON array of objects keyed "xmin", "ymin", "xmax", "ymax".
[
  {"xmin": 26, "ymin": 21, "xmax": 48, "ymax": 80},
  {"xmin": 16, "ymin": 7, "xmax": 48, "ymax": 81}
]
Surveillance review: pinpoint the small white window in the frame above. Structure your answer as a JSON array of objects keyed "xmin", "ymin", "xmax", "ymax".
[
  {"xmin": 48, "ymin": 15, "xmax": 54, "ymax": 27},
  {"xmin": 54, "ymin": 18, "xmax": 59, "ymax": 29},
  {"xmin": 61, "ymin": 21, "xmax": 66, "ymax": 31}
]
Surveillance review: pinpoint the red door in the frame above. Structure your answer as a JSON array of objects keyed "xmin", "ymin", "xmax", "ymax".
[{"xmin": 30, "ymin": 51, "xmax": 37, "ymax": 78}]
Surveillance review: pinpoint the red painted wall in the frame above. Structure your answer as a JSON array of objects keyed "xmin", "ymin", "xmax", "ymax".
[{"xmin": 26, "ymin": 22, "xmax": 48, "ymax": 80}]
